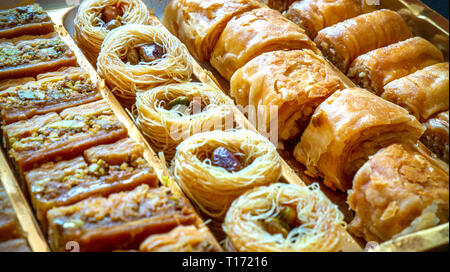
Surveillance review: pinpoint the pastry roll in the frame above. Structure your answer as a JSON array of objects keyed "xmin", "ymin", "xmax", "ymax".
[
  {"xmin": 162, "ymin": 0, "xmax": 263, "ymax": 61},
  {"xmin": 315, "ymin": 9, "xmax": 412, "ymax": 73},
  {"xmin": 25, "ymin": 138, "xmax": 158, "ymax": 231},
  {"xmin": 381, "ymin": 63, "xmax": 449, "ymax": 122},
  {"xmin": 348, "ymin": 37, "xmax": 444, "ymax": 95},
  {"xmin": 139, "ymin": 225, "xmax": 222, "ymax": 252},
  {"xmin": 97, "ymin": 24, "xmax": 193, "ymax": 100},
  {"xmin": 0, "ymin": 4, "xmax": 54, "ymax": 39},
  {"xmin": 0, "ymin": 67, "xmax": 101, "ymax": 125},
  {"xmin": 74, "ymin": 0, "xmax": 152, "ymax": 64},
  {"xmin": 293, "ymin": 88, "xmax": 425, "ymax": 192},
  {"xmin": 3, "ymin": 100, "xmax": 128, "ymax": 173},
  {"xmin": 223, "ymin": 183, "xmax": 345, "ymax": 252},
  {"xmin": 348, "ymin": 143, "xmax": 449, "ymax": 242},
  {"xmin": 286, "ymin": 0, "xmax": 361, "ymax": 39},
  {"xmin": 210, "ymin": 8, "xmax": 319, "ymax": 81},
  {"xmin": 135, "ymin": 82, "xmax": 234, "ymax": 159},
  {"xmin": 230, "ymin": 49, "xmax": 344, "ymax": 141},
  {"xmin": 0, "ymin": 32, "xmax": 77, "ymax": 80},
  {"xmin": 421, "ymin": 111, "xmax": 449, "ymax": 163},
  {"xmin": 172, "ymin": 130, "xmax": 282, "ymax": 220},
  {"xmin": 47, "ymin": 185, "xmax": 197, "ymax": 252}
]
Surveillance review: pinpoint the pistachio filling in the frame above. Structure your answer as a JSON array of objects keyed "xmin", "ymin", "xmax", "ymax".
[{"xmin": 261, "ymin": 206, "xmax": 299, "ymax": 238}]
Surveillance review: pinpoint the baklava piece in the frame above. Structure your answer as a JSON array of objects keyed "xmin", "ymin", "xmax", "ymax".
[
  {"xmin": 3, "ymin": 100, "xmax": 128, "ymax": 173},
  {"xmin": 25, "ymin": 138, "xmax": 158, "ymax": 230},
  {"xmin": 421, "ymin": 111, "xmax": 449, "ymax": 163},
  {"xmin": 47, "ymin": 185, "xmax": 197, "ymax": 252},
  {"xmin": 0, "ymin": 184, "xmax": 22, "ymax": 242},
  {"xmin": 0, "ymin": 67, "xmax": 101, "ymax": 125},
  {"xmin": 0, "ymin": 4, "xmax": 54, "ymax": 39},
  {"xmin": 0, "ymin": 32, "xmax": 77, "ymax": 80}
]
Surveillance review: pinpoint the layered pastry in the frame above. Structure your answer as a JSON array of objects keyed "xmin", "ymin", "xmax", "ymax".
[
  {"xmin": 0, "ymin": 67, "xmax": 101, "ymax": 125},
  {"xmin": 223, "ymin": 183, "xmax": 345, "ymax": 252},
  {"xmin": 230, "ymin": 50, "xmax": 344, "ymax": 141},
  {"xmin": 47, "ymin": 185, "xmax": 197, "ymax": 252},
  {"xmin": 210, "ymin": 7, "xmax": 319, "ymax": 80},
  {"xmin": 381, "ymin": 63, "xmax": 449, "ymax": 122},
  {"xmin": 421, "ymin": 111, "xmax": 449, "ymax": 163},
  {"xmin": 3, "ymin": 100, "xmax": 128, "ymax": 173},
  {"xmin": 0, "ymin": 238, "xmax": 31, "ymax": 252},
  {"xmin": 315, "ymin": 9, "xmax": 412, "ymax": 73},
  {"xmin": 162, "ymin": 0, "xmax": 263, "ymax": 61},
  {"xmin": 25, "ymin": 138, "xmax": 158, "ymax": 231},
  {"xmin": 135, "ymin": 82, "xmax": 233, "ymax": 159},
  {"xmin": 0, "ymin": 32, "xmax": 77, "ymax": 80},
  {"xmin": 286, "ymin": 0, "xmax": 361, "ymax": 39},
  {"xmin": 348, "ymin": 144, "xmax": 449, "ymax": 242},
  {"xmin": 139, "ymin": 225, "xmax": 222, "ymax": 252},
  {"xmin": 0, "ymin": 4, "xmax": 54, "ymax": 39},
  {"xmin": 97, "ymin": 24, "xmax": 193, "ymax": 100},
  {"xmin": 266, "ymin": 0, "xmax": 296, "ymax": 12},
  {"xmin": 293, "ymin": 88, "xmax": 425, "ymax": 192},
  {"xmin": 0, "ymin": 184, "xmax": 22, "ymax": 242},
  {"xmin": 172, "ymin": 130, "xmax": 282, "ymax": 219},
  {"xmin": 74, "ymin": 0, "xmax": 153, "ymax": 64},
  {"xmin": 348, "ymin": 37, "xmax": 444, "ymax": 95}
]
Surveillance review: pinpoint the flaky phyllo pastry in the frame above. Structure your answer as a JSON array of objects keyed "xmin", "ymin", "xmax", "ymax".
[
  {"xmin": 231, "ymin": 49, "xmax": 344, "ymax": 141},
  {"xmin": 162, "ymin": 0, "xmax": 263, "ymax": 61},
  {"xmin": 294, "ymin": 88, "xmax": 425, "ymax": 192},
  {"xmin": 74, "ymin": 0, "xmax": 153, "ymax": 63},
  {"xmin": 347, "ymin": 143, "xmax": 449, "ymax": 242},
  {"xmin": 210, "ymin": 7, "xmax": 319, "ymax": 80},
  {"xmin": 223, "ymin": 183, "xmax": 346, "ymax": 252},
  {"xmin": 286, "ymin": 0, "xmax": 362, "ymax": 39}
]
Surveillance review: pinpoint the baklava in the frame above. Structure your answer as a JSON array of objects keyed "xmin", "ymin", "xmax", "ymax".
[
  {"xmin": 421, "ymin": 111, "xmax": 449, "ymax": 163},
  {"xmin": 0, "ymin": 4, "xmax": 53, "ymax": 39}
]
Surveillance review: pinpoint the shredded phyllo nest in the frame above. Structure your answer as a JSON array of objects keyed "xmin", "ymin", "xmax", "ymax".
[
  {"xmin": 223, "ymin": 183, "xmax": 346, "ymax": 252},
  {"xmin": 0, "ymin": 38, "xmax": 71, "ymax": 68}
]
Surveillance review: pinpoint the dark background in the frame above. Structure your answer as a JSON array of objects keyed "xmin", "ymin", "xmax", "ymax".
[{"xmin": 421, "ymin": 0, "xmax": 449, "ymax": 19}]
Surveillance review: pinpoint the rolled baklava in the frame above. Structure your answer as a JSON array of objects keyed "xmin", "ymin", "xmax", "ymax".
[
  {"xmin": 348, "ymin": 143, "xmax": 449, "ymax": 242},
  {"xmin": 315, "ymin": 9, "xmax": 412, "ymax": 73},
  {"xmin": 97, "ymin": 24, "xmax": 193, "ymax": 100},
  {"xmin": 223, "ymin": 183, "xmax": 345, "ymax": 252},
  {"xmin": 3, "ymin": 100, "xmax": 128, "ymax": 173},
  {"xmin": 293, "ymin": 88, "xmax": 425, "ymax": 192},
  {"xmin": 139, "ymin": 225, "xmax": 222, "ymax": 252},
  {"xmin": 0, "ymin": 32, "xmax": 77, "ymax": 80},
  {"xmin": 172, "ymin": 130, "xmax": 282, "ymax": 220},
  {"xmin": 0, "ymin": 67, "xmax": 101, "ymax": 125},
  {"xmin": 74, "ymin": 0, "xmax": 153, "ymax": 63},
  {"xmin": 348, "ymin": 37, "xmax": 444, "ymax": 95},
  {"xmin": 381, "ymin": 63, "xmax": 449, "ymax": 122},
  {"xmin": 162, "ymin": 0, "xmax": 263, "ymax": 61},
  {"xmin": 0, "ymin": 4, "xmax": 54, "ymax": 39},
  {"xmin": 421, "ymin": 111, "xmax": 449, "ymax": 163},
  {"xmin": 135, "ymin": 82, "xmax": 234, "ymax": 159},
  {"xmin": 47, "ymin": 185, "xmax": 197, "ymax": 252},
  {"xmin": 286, "ymin": 0, "xmax": 361, "ymax": 39},
  {"xmin": 210, "ymin": 7, "xmax": 319, "ymax": 80},
  {"xmin": 230, "ymin": 49, "xmax": 344, "ymax": 141},
  {"xmin": 25, "ymin": 138, "xmax": 158, "ymax": 231}
]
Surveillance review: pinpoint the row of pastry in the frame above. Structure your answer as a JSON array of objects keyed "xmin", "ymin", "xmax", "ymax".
[
  {"xmin": 161, "ymin": 0, "xmax": 449, "ymax": 245},
  {"xmin": 283, "ymin": 0, "xmax": 449, "ymax": 163},
  {"xmin": 0, "ymin": 3, "xmax": 219, "ymax": 252},
  {"xmin": 73, "ymin": 0, "xmax": 351, "ymax": 251}
]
